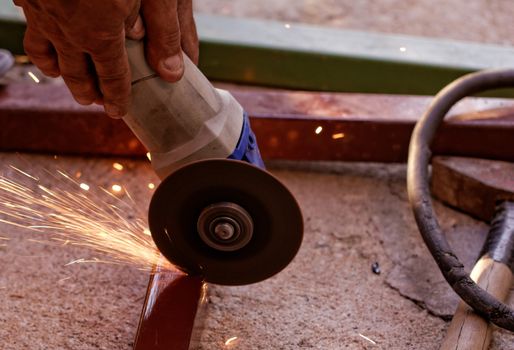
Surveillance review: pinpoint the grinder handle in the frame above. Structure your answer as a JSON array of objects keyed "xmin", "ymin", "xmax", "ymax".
[
  {"xmin": 440, "ymin": 258, "xmax": 512, "ymax": 350},
  {"xmin": 440, "ymin": 202, "xmax": 514, "ymax": 350},
  {"xmin": 122, "ymin": 39, "xmax": 243, "ymax": 179}
]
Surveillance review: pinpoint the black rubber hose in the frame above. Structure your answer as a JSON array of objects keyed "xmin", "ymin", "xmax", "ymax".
[{"xmin": 407, "ymin": 69, "xmax": 514, "ymax": 331}]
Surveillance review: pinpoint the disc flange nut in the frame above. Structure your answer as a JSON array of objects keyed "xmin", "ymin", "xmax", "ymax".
[{"xmin": 197, "ymin": 202, "xmax": 254, "ymax": 252}]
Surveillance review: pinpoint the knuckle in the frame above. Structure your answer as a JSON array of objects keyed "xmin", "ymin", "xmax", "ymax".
[
  {"xmin": 152, "ymin": 30, "xmax": 182, "ymax": 50},
  {"xmin": 96, "ymin": 63, "xmax": 129, "ymax": 81},
  {"xmin": 23, "ymin": 35, "xmax": 44, "ymax": 55},
  {"xmin": 72, "ymin": 29, "xmax": 123, "ymax": 54},
  {"xmin": 72, "ymin": 94, "xmax": 96, "ymax": 105},
  {"xmin": 55, "ymin": 49, "xmax": 79, "ymax": 62},
  {"xmin": 65, "ymin": 86, "xmax": 97, "ymax": 103},
  {"xmin": 88, "ymin": 41, "xmax": 125, "ymax": 65},
  {"xmin": 111, "ymin": 0, "xmax": 135, "ymax": 17},
  {"xmin": 62, "ymin": 74, "xmax": 88, "ymax": 86},
  {"xmin": 35, "ymin": 61, "xmax": 59, "ymax": 74},
  {"xmin": 92, "ymin": 52, "xmax": 130, "ymax": 81},
  {"xmin": 41, "ymin": 69, "xmax": 60, "ymax": 78},
  {"xmin": 98, "ymin": 75, "xmax": 130, "ymax": 99}
]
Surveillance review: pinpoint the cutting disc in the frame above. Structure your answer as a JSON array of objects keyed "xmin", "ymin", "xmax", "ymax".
[{"xmin": 148, "ymin": 159, "xmax": 303, "ymax": 285}]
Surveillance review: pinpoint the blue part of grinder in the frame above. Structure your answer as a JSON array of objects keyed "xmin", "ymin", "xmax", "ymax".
[{"xmin": 228, "ymin": 112, "xmax": 265, "ymax": 169}]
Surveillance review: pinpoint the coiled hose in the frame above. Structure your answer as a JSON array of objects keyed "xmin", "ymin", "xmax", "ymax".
[{"xmin": 407, "ymin": 69, "xmax": 514, "ymax": 330}]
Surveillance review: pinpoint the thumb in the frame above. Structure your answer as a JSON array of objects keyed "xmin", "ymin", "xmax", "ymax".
[{"xmin": 141, "ymin": 0, "xmax": 184, "ymax": 82}]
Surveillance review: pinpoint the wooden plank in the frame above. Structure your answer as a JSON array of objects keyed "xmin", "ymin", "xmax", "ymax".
[
  {"xmin": 431, "ymin": 156, "xmax": 514, "ymax": 221},
  {"xmin": 0, "ymin": 82, "xmax": 513, "ymax": 162}
]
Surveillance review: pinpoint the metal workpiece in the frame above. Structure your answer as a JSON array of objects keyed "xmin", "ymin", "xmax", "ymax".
[
  {"xmin": 124, "ymin": 39, "xmax": 243, "ymax": 180},
  {"xmin": 133, "ymin": 265, "xmax": 204, "ymax": 350},
  {"xmin": 407, "ymin": 69, "xmax": 514, "ymax": 331},
  {"xmin": 148, "ymin": 159, "xmax": 303, "ymax": 286}
]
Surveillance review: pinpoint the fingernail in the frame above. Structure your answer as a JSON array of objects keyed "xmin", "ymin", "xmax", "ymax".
[
  {"xmin": 161, "ymin": 54, "xmax": 183, "ymax": 74},
  {"xmin": 105, "ymin": 104, "xmax": 123, "ymax": 118}
]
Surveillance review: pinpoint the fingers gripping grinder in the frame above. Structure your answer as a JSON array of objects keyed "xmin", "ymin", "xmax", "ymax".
[{"xmin": 124, "ymin": 40, "xmax": 303, "ymax": 285}]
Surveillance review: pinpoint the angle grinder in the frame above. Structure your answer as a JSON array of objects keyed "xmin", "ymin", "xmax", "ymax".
[{"xmin": 123, "ymin": 40, "xmax": 303, "ymax": 285}]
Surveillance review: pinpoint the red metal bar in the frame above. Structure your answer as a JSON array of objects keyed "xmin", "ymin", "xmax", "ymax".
[
  {"xmin": 133, "ymin": 265, "xmax": 204, "ymax": 350},
  {"xmin": 1, "ymin": 83, "xmax": 513, "ymax": 161}
]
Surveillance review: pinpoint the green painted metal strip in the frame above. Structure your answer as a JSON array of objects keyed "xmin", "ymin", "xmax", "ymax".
[
  {"xmin": 1, "ymin": 1, "xmax": 514, "ymax": 95},
  {"xmin": 0, "ymin": 0, "xmax": 24, "ymax": 55},
  {"xmin": 196, "ymin": 15, "xmax": 514, "ymax": 96},
  {"xmin": 0, "ymin": 18, "xmax": 24, "ymax": 55}
]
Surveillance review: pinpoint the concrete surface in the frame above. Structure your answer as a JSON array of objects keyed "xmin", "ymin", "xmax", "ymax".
[
  {"xmin": 195, "ymin": 0, "xmax": 514, "ymax": 46},
  {"xmin": 1, "ymin": 153, "xmax": 513, "ymax": 349},
  {"xmin": 0, "ymin": 154, "xmax": 157, "ymax": 350}
]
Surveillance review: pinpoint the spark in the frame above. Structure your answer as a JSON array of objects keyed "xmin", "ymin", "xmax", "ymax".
[
  {"xmin": 27, "ymin": 238, "xmax": 53, "ymax": 244},
  {"xmin": 399, "ymin": 46, "xmax": 407, "ymax": 52},
  {"xmin": 332, "ymin": 133, "xmax": 345, "ymax": 139},
  {"xmin": 27, "ymin": 71, "xmax": 40, "ymax": 83},
  {"xmin": 358, "ymin": 333, "xmax": 377, "ymax": 345},
  {"xmin": 225, "ymin": 336, "xmax": 238, "ymax": 346},
  {"xmin": 315, "ymin": 126, "xmax": 323, "ymax": 134},
  {"xmin": 146, "ymin": 152, "xmax": 152, "ymax": 161},
  {"xmin": 111, "ymin": 184, "xmax": 122, "ymax": 193},
  {"xmin": 200, "ymin": 283, "xmax": 209, "ymax": 304},
  {"xmin": 65, "ymin": 257, "xmax": 113, "ymax": 266},
  {"xmin": 0, "ymin": 167, "xmax": 175, "ymax": 271},
  {"xmin": 284, "ymin": 23, "xmax": 291, "ymax": 29},
  {"xmin": 15, "ymin": 55, "xmax": 30, "ymax": 64},
  {"xmin": 10, "ymin": 165, "xmax": 39, "ymax": 181},
  {"xmin": 148, "ymin": 183, "xmax": 155, "ymax": 190},
  {"xmin": 112, "ymin": 163, "xmax": 124, "ymax": 171}
]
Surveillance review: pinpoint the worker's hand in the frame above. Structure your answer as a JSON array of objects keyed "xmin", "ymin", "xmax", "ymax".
[{"xmin": 14, "ymin": 0, "xmax": 199, "ymax": 118}]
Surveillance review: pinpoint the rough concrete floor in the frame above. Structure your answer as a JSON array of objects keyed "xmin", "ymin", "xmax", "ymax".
[
  {"xmin": 194, "ymin": 0, "xmax": 514, "ymax": 46},
  {"xmin": 0, "ymin": 154, "xmax": 156, "ymax": 350},
  {"xmin": 1, "ymin": 153, "xmax": 513, "ymax": 349}
]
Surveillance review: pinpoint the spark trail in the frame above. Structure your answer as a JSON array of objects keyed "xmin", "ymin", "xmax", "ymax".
[{"xmin": 0, "ymin": 165, "xmax": 175, "ymax": 272}]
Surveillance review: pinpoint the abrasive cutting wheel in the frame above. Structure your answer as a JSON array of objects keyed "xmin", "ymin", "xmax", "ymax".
[{"xmin": 149, "ymin": 159, "xmax": 303, "ymax": 285}]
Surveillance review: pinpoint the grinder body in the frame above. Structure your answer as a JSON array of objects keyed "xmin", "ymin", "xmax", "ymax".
[
  {"xmin": 123, "ymin": 40, "xmax": 302, "ymax": 285},
  {"xmin": 124, "ymin": 40, "xmax": 263, "ymax": 178}
]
